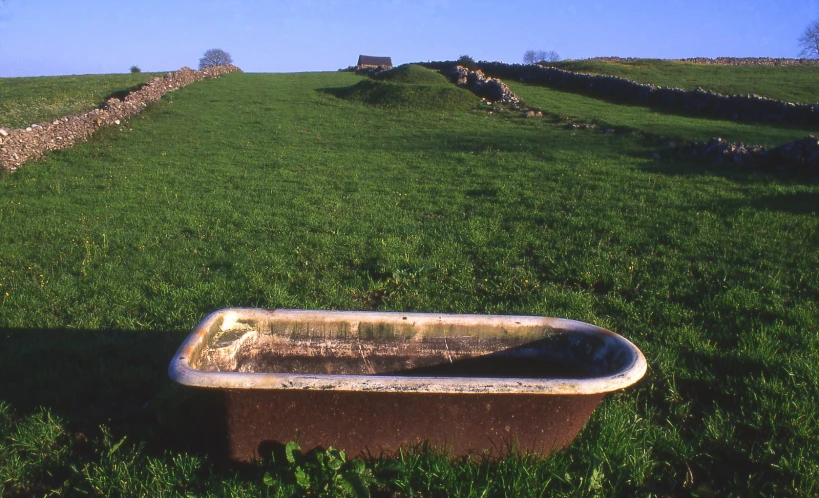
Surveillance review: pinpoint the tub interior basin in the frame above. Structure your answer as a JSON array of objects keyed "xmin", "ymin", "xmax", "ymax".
[{"xmin": 187, "ymin": 309, "xmax": 637, "ymax": 381}]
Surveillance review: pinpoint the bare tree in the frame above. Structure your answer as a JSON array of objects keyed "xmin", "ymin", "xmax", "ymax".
[
  {"xmin": 523, "ymin": 49, "xmax": 561, "ymax": 65},
  {"xmin": 798, "ymin": 20, "xmax": 819, "ymax": 58},
  {"xmin": 544, "ymin": 50, "xmax": 561, "ymax": 62},
  {"xmin": 199, "ymin": 48, "xmax": 233, "ymax": 69},
  {"xmin": 523, "ymin": 50, "xmax": 539, "ymax": 65}
]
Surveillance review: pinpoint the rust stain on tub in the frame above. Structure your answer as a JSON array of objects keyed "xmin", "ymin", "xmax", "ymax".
[{"xmin": 224, "ymin": 389, "xmax": 605, "ymax": 461}]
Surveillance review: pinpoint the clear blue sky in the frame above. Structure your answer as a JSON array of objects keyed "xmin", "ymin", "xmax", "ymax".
[{"xmin": 1, "ymin": 0, "xmax": 818, "ymax": 77}]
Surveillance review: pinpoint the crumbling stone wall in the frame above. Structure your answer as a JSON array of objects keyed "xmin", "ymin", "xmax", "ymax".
[
  {"xmin": 439, "ymin": 66, "xmax": 520, "ymax": 105},
  {"xmin": 418, "ymin": 60, "xmax": 819, "ymax": 125},
  {"xmin": 594, "ymin": 56, "xmax": 819, "ymax": 67},
  {"xmin": 421, "ymin": 60, "xmax": 819, "ymax": 177},
  {"xmin": 675, "ymin": 135, "xmax": 819, "ymax": 177},
  {"xmin": 0, "ymin": 64, "xmax": 242, "ymax": 172}
]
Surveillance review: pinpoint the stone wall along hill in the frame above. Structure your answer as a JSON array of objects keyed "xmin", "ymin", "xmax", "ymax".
[
  {"xmin": 0, "ymin": 64, "xmax": 242, "ymax": 172},
  {"xmin": 677, "ymin": 135, "xmax": 819, "ymax": 177},
  {"xmin": 439, "ymin": 66, "xmax": 520, "ymax": 106},
  {"xmin": 593, "ymin": 56, "xmax": 819, "ymax": 67},
  {"xmin": 418, "ymin": 60, "xmax": 819, "ymax": 126}
]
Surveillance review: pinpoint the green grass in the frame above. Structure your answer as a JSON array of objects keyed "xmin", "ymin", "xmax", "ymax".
[
  {"xmin": 372, "ymin": 64, "xmax": 452, "ymax": 85},
  {"xmin": 327, "ymin": 75, "xmax": 478, "ymax": 110},
  {"xmin": 508, "ymin": 81, "xmax": 819, "ymax": 146},
  {"xmin": 0, "ymin": 72, "xmax": 161, "ymax": 129},
  {"xmin": 1, "ymin": 71, "xmax": 818, "ymax": 496},
  {"xmin": 552, "ymin": 59, "xmax": 819, "ymax": 104}
]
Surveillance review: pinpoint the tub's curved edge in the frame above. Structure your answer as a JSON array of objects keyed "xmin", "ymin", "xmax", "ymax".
[{"xmin": 167, "ymin": 308, "xmax": 226, "ymax": 387}]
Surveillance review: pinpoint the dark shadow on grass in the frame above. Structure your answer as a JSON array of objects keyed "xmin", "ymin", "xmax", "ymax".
[
  {"xmin": 102, "ymin": 82, "xmax": 150, "ymax": 105},
  {"xmin": 319, "ymin": 84, "xmax": 363, "ymax": 100},
  {"xmin": 639, "ymin": 155, "xmax": 761, "ymax": 180},
  {"xmin": 642, "ymin": 348, "xmax": 796, "ymax": 493},
  {"xmin": 723, "ymin": 191, "xmax": 819, "ymax": 215},
  {"xmin": 0, "ymin": 327, "xmax": 227, "ymax": 457},
  {"xmin": 638, "ymin": 153, "xmax": 819, "ymax": 185},
  {"xmin": 645, "ymin": 348, "xmax": 781, "ymax": 435}
]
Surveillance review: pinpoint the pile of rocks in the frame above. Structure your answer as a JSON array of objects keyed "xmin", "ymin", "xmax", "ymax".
[
  {"xmin": 676, "ymin": 135, "xmax": 819, "ymax": 176},
  {"xmin": 593, "ymin": 56, "xmax": 819, "ymax": 67},
  {"xmin": 440, "ymin": 66, "xmax": 521, "ymax": 106},
  {"xmin": 0, "ymin": 64, "xmax": 242, "ymax": 172}
]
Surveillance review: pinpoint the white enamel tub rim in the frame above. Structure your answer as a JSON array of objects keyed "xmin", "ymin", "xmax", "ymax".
[{"xmin": 168, "ymin": 308, "xmax": 648, "ymax": 395}]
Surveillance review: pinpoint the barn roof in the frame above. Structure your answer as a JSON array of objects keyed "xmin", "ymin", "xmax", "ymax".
[{"xmin": 358, "ymin": 55, "xmax": 393, "ymax": 67}]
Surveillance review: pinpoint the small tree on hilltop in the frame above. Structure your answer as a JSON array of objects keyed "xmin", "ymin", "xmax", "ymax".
[
  {"xmin": 456, "ymin": 54, "xmax": 476, "ymax": 70},
  {"xmin": 523, "ymin": 50, "xmax": 538, "ymax": 64},
  {"xmin": 798, "ymin": 20, "xmax": 819, "ymax": 58},
  {"xmin": 199, "ymin": 48, "xmax": 233, "ymax": 69},
  {"xmin": 524, "ymin": 49, "xmax": 561, "ymax": 65},
  {"xmin": 543, "ymin": 50, "xmax": 561, "ymax": 62}
]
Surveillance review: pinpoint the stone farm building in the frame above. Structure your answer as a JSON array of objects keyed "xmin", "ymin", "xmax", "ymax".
[{"xmin": 357, "ymin": 55, "xmax": 393, "ymax": 68}]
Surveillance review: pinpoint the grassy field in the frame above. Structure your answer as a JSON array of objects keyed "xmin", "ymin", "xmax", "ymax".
[
  {"xmin": 0, "ymin": 72, "xmax": 160, "ymax": 130},
  {"xmin": 507, "ymin": 81, "xmax": 819, "ymax": 146},
  {"xmin": 328, "ymin": 64, "xmax": 479, "ymax": 111},
  {"xmin": 551, "ymin": 59, "xmax": 819, "ymax": 104},
  {"xmin": 1, "ymin": 67, "xmax": 818, "ymax": 496}
]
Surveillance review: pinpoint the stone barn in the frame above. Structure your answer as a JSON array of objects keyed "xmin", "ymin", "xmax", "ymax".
[{"xmin": 357, "ymin": 55, "xmax": 393, "ymax": 69}]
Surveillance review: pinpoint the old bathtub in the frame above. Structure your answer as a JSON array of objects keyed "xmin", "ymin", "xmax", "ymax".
[{"xmin": 168, "ymin": 308, "xmax": 646, "ymax": 461}]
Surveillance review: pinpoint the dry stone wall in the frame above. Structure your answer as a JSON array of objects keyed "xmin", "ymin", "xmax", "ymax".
[
  {"xmin": 418, "ymin": 60, "xmax": 819, "ymax": 125},
  {"xmin": 439, "ymin": 66, "xmax": 521, "ymax": 105},
  {"xmin": 594, "ymin": 56, "xmax": 819, "ymax": 67},
  {"xmin": 0, "ymin": 64, "xmax": 242, "ymax": 172},
  {"xmin": 420, "ymin": 60, "xmax": 819, "ymax": 177},
  {"xmin": 675, "ymin": 135, "xmax": 819, "ymax": 177}
]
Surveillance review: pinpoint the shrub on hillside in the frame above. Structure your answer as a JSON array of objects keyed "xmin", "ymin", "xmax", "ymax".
[
  {"xmin": 130, "ymin": 65, "xmax": 141, "ymax": 73},
  {"xmin": 457, "ymin": 54, "xmax": 477, "ymax": 70}
]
